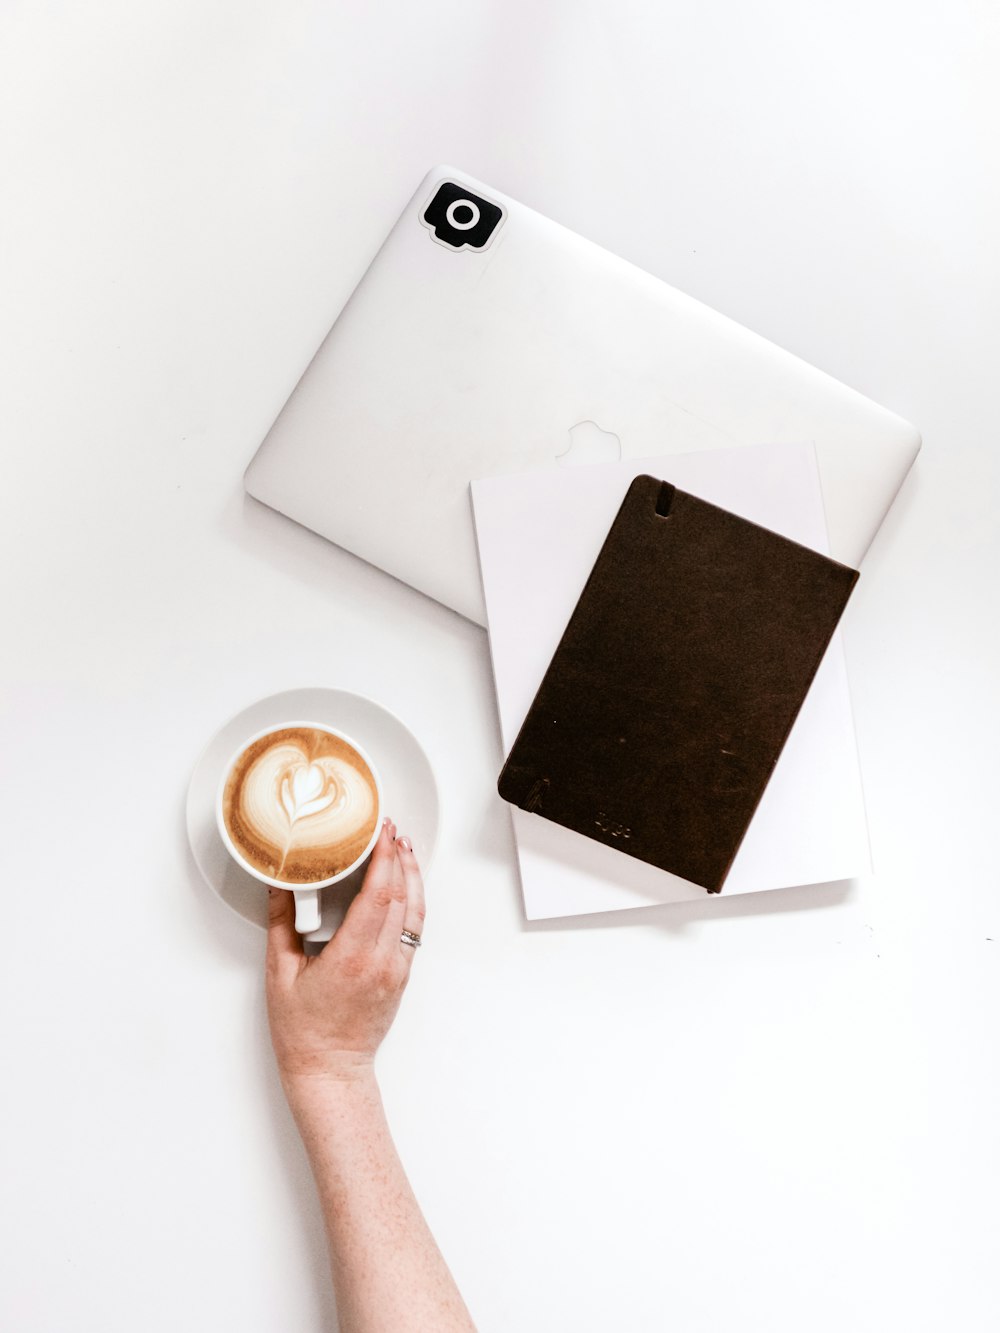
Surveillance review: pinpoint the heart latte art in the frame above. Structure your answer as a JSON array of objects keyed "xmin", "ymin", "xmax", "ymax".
[{"xmin": 222, "ymin": 727, "xmax": 379, "ymax": 883}]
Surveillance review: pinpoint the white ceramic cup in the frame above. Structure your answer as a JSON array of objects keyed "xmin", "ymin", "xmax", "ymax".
[{"xmin": 215, "ymin": 721, "xmax": 382, "ymax": 933}]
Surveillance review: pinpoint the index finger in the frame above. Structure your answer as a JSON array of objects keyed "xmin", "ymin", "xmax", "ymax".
[{"xmin": 331, "ymin": 819, "xmax": 398, "ymax": 952}]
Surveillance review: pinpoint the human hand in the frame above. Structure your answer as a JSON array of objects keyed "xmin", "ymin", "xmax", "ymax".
[{"xmin": 266, "ymin": 818, "xmax": 425, "ymax": 1090}]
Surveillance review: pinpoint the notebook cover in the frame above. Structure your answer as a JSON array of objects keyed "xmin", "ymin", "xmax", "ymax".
[{"xmin": 496, "ymin": 475, "xmax": 860, "ymax": 893}]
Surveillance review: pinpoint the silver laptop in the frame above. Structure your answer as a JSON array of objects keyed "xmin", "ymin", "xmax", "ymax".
[{"xmin": 245, "ymin": 165, "xmax": 920, "ymax": 624}]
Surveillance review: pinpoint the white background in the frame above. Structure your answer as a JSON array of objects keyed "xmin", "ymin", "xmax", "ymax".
[{"xmin": 2, "ymin": 3, "xmax": 997, "ymax": 1330}]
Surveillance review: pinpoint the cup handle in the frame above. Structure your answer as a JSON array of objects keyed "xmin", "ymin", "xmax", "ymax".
[{"xmin": 293, "ymin": 887, "xmax": 321, "ymax": 934}]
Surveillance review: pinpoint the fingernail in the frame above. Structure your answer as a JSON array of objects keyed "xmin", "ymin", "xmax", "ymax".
[
  {"xmin": 382, "ymin": 816, "xmax": 391, "ymax": 828},
  {"xmin": 398, "ymin": 836, "xmax": 412, "ymax": 852}
]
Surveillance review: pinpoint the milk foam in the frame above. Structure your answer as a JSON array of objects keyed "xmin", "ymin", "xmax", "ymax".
[{"xmin": 223, "ymin": 728, "xmax": 378, "ymax": 883}]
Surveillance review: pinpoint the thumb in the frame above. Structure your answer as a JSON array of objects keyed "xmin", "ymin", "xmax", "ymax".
[{"xmin": 266, "ymin": 887, "xmax": 303, "ymax": 974}]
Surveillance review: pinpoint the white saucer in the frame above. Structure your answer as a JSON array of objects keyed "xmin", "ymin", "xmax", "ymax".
[{"xmin": 186, "ymin": 687, "xmax": 440, "ymax": 943}]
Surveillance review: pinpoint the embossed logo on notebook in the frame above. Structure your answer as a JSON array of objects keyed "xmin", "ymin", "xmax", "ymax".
[{"xmin": 595, "ymin": 812, "xmax": 632, "ymax": 840}]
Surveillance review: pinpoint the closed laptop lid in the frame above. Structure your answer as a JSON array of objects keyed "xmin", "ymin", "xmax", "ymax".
[{"xmin": 244, "ymin": 165, "xmax": 920, "ymax": 625}]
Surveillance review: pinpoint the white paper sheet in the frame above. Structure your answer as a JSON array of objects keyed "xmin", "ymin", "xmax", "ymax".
[{"xmin": 471, "ymin": 443, "xmax": 871, "ymax": 919}]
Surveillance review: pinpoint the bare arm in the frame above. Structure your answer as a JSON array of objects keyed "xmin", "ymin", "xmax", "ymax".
[{"xmin": 266, "ymin": 819, "xmax": 475, "ymax": 1333}]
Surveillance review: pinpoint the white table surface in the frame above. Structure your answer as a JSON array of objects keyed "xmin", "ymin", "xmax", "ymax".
[{"xmin": 2, "ymin": 4, "xmax": 997, "ymax": 1330}]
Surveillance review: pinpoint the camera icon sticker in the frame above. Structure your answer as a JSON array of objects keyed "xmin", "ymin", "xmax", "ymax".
[{"xmin": 421, "ymin": 181, "xmax": 505, "ymax": 251}]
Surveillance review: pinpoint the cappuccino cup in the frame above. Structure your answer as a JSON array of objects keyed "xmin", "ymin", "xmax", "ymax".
[{"xmin": 216, "ymin": 721, "xmax": 382, "ymax": 933}]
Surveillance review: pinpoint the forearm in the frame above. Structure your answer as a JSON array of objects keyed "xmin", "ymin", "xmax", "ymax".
[{"xmin": 285, "ymin": 1071, "xmax": 476, "ymax": 1333}]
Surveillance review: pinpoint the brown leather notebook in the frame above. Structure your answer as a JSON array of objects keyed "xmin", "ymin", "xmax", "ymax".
[{"xmin": 497, "ymin": 475, "xmax": 859, "ymax": 893}]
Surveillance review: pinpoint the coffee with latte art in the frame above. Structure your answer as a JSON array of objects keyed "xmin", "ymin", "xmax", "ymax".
[{"xmin": 221, "ymin": 726, "xmax": 379, "ymax": 884}]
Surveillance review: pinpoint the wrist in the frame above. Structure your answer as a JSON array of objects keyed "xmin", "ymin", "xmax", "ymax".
[
  {"xmin": 280, "ymin": 1054, "xmax": 379, "ymax": 1113},
  {"xmin": 281, "ymin": 1062, "xmax": 387, "ymax": 1173}
]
